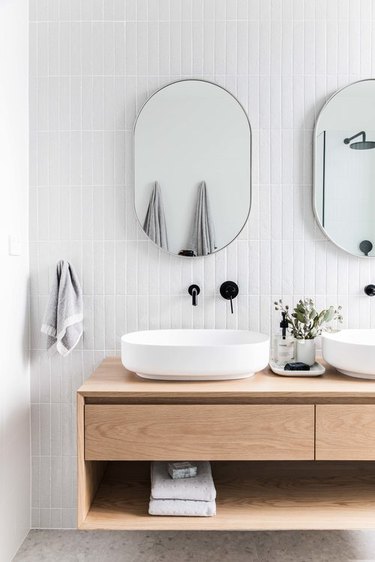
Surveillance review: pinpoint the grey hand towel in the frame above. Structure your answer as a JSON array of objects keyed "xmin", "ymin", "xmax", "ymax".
[
  {"xmin": 149, "ymin": 498, "xmax": 216, "ymax": 517},
  {"xmin": 143, "ymin": 181, "xmax": 169, "ymax": 250},
  {"xmin": 41, "ymin": 260, "xmax": 83, "ymax": 357},
  {"xmin": 151, "ymin": 461, "xmax": 216, "ymax": 502},
  {"xmin": 189, "ymin": 181, "xmax": 215, "ymax": 256}
]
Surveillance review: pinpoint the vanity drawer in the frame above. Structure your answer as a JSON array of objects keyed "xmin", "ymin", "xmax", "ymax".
[
  {"xmin": 85, "ymin": 404, "xmax": 314, "ymax": 461},
  {"xmin": 316, "ymin": 405, "xmax": 375, "ymax": 460}
]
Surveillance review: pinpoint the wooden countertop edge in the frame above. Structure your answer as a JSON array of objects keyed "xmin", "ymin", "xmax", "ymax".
[
  {"xmin": 78, "ymin": 390, "xmax": 375, "ymax": 395},
  {"xmin": 77, "ymin": 357, "xmax": 375, "ymax": 399}
]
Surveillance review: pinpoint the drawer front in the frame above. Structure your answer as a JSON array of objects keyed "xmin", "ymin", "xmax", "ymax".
[
  {"xmin": 85, "ymin": 404, "xmax": 314, "ymax": 461},
  {"xmin": 316, "ymin": 405, "xmax": 375, "ymax": 460}
]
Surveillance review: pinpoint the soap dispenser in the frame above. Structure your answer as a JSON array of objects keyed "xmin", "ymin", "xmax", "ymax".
[{"xmin": 274, "ymin": 312, "xmax": 295, "ymax": 365}]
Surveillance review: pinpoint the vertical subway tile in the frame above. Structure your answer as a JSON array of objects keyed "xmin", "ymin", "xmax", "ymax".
[{"xmin": 30, "ymin": 0, "xmax": 375, "ymax": 528}]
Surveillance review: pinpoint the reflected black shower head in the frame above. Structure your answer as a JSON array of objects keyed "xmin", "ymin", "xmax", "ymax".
[
  {"xmin": 344, "ymin": 131, "xmax": 375, "ymax": 150},
  {"xmin": 349, "ymin": 141, "xmax": 375, "ymax": 150}
]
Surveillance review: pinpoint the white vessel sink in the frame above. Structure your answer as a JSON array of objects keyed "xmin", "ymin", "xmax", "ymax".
[
  {"xmin": 121, "ymin": 329, "xmax": 270, "ymax": 381},
  {"xmin": 322, "ymin": 329, "xmax": 375, "ymax": 380}
]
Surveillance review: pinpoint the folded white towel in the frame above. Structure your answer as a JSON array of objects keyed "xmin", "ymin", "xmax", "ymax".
[
  {"xmin": 41, "ymin": 260, "xmax": 83, "ymax": 357},
  {"xmin": 151, "ymin": 461, "xmax": 216, "ymax": 502},
  {"xmin": 149, "ymin": 498, "xmax": 216, "ymax": 517}
]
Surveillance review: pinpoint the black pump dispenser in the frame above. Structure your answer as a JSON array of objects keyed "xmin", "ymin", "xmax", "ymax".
[{"xmin": 280, "ymin": 312, "xmax": 288, "ymax": 339}]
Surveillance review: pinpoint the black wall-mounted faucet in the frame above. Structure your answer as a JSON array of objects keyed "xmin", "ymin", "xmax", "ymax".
[
  {"xmin": 220, "ymin": 281, "xmax": 239, "ymax": 313},
  {"xmin": 188, "ymin": 284, "xmax": 200, "ymax": 306},
  {"xmin": 365, "ymin": 284, "xmax": 375, "ymax": 297}
]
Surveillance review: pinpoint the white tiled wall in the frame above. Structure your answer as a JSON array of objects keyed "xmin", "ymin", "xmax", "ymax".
[{"xmin": 30, "ymin": 0, "xmax": 375, "ymax": 528}]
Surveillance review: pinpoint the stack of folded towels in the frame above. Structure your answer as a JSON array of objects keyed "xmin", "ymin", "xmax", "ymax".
[{"xmin": 149, "ymin": 461, "xmax": 216, "ymax": 517}]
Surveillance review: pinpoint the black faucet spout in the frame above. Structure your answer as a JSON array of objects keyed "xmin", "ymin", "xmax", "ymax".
[
  {"xmin": 188, "ymin": 284, "xmax": 200, "ymax": 306},
  {"xmin": 192, "ymin": 288, "xmax": 197, "ymax": 306}
]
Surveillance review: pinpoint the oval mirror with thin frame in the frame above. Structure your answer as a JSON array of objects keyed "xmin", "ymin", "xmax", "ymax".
[
  {"xmin": 134, "ymin": 80, "xmax": 251, "ymax": 257},
  {"xmin": 314, "ymin": 79, "xmax": 375, "ymax": 257}
]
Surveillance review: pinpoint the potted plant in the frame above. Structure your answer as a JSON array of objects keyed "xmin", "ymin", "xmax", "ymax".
[{"xmin": 274, "ymin": 299, "xmax": 343, "ymax": 366}]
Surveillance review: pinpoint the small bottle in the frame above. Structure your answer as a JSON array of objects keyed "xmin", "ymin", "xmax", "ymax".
[{"xmin": 274, "ymin": 312, "xmax": 295, "ymax": 365}]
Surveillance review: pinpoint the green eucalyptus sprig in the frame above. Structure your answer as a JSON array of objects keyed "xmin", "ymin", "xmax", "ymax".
[{"xmin": 274, "ymin": 298, "xmax": 343, "ymax": 340}]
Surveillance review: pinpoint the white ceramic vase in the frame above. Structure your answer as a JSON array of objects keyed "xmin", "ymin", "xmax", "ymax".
[{"xmin": 295, "ymin": 339, "xmax": 316, "ymax": 366}]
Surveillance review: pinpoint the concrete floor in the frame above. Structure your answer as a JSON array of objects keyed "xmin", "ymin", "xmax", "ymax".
[{"xmin": 12, "ymin": 530, "xmax": 375, "ymax": 562}]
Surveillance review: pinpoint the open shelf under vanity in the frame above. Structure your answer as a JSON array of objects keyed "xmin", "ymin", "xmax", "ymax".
[
  {"xmin": 78, "ymin": 358, "xmax": 375, "ymax": 531},
  {"xmin": 81, "ymin": 460, "xmax": 375, "ymax": 531}
]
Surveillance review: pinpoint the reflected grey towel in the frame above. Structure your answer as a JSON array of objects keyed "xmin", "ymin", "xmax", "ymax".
[
  {"xmin": 189, "ymin": 181, "xmax": 215, "ymax": 256},
  {"xmin": 151, "ymin": 461, "xmax": 216, "ymax": 501},
  {"xmin": 149, "ymin": 498, "xmax": 216, "ymax": 517},
  {"xmin": 143, "ymin": 181, "xmax": 169, "ymax": 250},
  {"xmin": 41, "ymin": 260, "xmax": 83, "ymax": 357}
]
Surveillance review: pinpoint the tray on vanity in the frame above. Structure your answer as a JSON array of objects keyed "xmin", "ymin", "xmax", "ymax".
[{"xmin": 269, "ymin": 361, "xmax": 325, "ymax": 377}]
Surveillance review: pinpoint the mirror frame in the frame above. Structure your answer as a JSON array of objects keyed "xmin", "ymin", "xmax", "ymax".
[
  {"xmin": 313, "ymin": 78, "xmax": 375, "ymax": 258},
  {"xmin": 133, "ymin": 78, "xmax": 252, "ymax": 257}
]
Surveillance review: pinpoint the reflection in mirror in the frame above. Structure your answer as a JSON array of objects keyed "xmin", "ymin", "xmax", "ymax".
[
  {"xmin": 134, "ymin": 80, "xmax": 251, "ymax": 256},
  {"xmin": 314, "ymin": 79, "xmax": 375, "ymax": 257}
]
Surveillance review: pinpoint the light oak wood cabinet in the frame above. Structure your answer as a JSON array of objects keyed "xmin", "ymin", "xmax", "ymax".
[
  {"xmin": 316, "ymin": 405, "xmax": 375, "ymax": 460},
  {"xmin": 77, "ymin": 358, "xmax": 375, "ymax": 531},
  {"xmin": 85, "ymin": 404, "xmax": 315, "ymax": 461}
]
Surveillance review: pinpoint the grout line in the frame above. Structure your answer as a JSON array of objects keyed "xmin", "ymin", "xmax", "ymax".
[{"xmin": 29, "ymin": 18, "xmax": 373, "ymax": 23}]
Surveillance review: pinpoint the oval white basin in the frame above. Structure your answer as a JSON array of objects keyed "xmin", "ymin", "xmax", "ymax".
[
  {"xmin": 121, "ymin": 329, "xmax": 270, "ymax": 380},
  {"xmin": 322, "ymin": 329, "xmax": 375, "ymax": 380}
]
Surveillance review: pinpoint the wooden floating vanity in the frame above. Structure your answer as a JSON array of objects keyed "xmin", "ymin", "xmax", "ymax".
[{"xmin": 77, "ymin": 357, "xmax": 375, "ymax": 530}]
